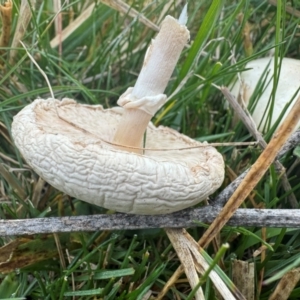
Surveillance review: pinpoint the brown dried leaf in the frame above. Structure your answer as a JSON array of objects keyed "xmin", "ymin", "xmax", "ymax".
[
  {"xmin": 269, "ymin": 267, "xmax": 300, "ymax": 300},
  {"xmin": 0, "ymin": 236, "xmax": 62, "ymax": 273},
  {"xmin": 101, "ymin": 0, "xmax": 158, "ymax": 31},
  {"xmin": 253, "ymin": 244, "xmax": 274, "ymax": 258},
  {"xmin": 10, "ymin": 0, "xmax": 36, "ymax": 64},
  {"xmin": 232, "ymin": 260, "xmax": 255, "ymax": 300},
  {"xmin": 166, "ymin": 228, "xmax": 204, "ymax": 300},
  {"xmin": 0, "ymin": 0, "xmax": 13, "ymax": 56}
]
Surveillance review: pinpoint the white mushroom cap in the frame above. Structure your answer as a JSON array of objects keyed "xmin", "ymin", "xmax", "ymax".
[
  {"xmin": 231, "ymin": 57, "xmax": 300, "ymax": 132},
  {"xmin": 12, "ymin": 98, "xmax": 225, "ymax": 215}
]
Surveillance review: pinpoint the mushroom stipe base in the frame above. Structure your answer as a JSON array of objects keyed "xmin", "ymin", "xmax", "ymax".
[{"xmin": 12, "ymin": 98, "xmax": 225, "ymax": 215}]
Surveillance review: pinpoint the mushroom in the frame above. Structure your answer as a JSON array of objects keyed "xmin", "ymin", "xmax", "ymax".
[
  {"xmin": 12, "ymin": 12, "xmax": 225, "ymax": 215},
  {"xmin": 231, "ymin": 57, "xmax": 300, "ymax": 133}
]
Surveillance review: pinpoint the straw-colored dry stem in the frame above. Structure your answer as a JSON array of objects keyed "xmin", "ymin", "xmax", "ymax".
[
  {"xmin": 53, "ymin": 0, "xmax": 63, "ymax": 56},
  {"xmin": 166, "ymin": 228, "xmax": 205, "ymax": 300},
  {"xmin": 269, "ymin": 267, "xmax": 300, "ymax": 300},
  {"xmin": 166, "ymin": 228, "xmax": 239, "ymax": 300},
  {"xmin": 199, "ymin": 95, "xmax": 300, "ymax": 249},
  {"xmin": 101, "ymin": 0, "xmax": 159, "ymax": 32},
  {"xmin": 50, "ymin": 3, "xmax": 95, "ymax": 49},
  {"xmin": 0, "ymin": 0, "xmax": 12, "ymax": 57},
  {"xmin": 9, "ymin": 0, "xmax": 36, "ymax": 64}
]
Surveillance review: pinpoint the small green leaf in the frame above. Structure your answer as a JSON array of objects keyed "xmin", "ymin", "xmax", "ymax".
[
  {"xmin": 75, "ymin": 267, "xmax": 135, "ymax": 281},
  {"xmin": 293, "ymin": 145, "xmax": 300, "ymax": 158},
  {"xmin": 64, "ymin": 288, "xmax": 103, "ymax": 296},
  {"xmin": 177, "ymin": 0, "xmax": 225, "ymax": 83},
  {"xmin": 0, "ymin": 274, "xmax": 19, "ymax": 298}
]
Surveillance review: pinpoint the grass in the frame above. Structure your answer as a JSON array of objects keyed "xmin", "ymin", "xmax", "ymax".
[{"xmin": 1, "ymin": 0, "xmax": 300, "ymax": 299}]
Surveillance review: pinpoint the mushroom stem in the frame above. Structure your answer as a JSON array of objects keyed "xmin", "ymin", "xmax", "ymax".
[
  {"xmin": 131, "ymin": 15, "xmax": 189, "ymax": 99},
  {"xmin": 113, "ymin": 108, "xmax": 152, "ymax": 153},
  {"xmin": 113, "ymin": 14, "xmax": 190, "ymax": 153}
]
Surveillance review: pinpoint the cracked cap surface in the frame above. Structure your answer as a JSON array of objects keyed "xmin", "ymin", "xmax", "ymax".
[{"xmin": 12, "ymin": 98, "xmax": 225, "ymax": 215}]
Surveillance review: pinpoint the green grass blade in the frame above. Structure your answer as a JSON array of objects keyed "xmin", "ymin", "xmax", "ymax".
[{"xmin": 176, "ymin": 0, "xmax": 225, "ymax": 83}]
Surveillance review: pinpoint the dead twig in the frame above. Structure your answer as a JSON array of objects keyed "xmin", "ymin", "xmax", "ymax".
[{"xmin": 1, "ymin": 207, "xmax": 300, "ymax": 236}]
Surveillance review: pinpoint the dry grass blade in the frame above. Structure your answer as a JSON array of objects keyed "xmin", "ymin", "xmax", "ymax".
[
  {"xmin": 50, "ymin": 3, "xmax": 95, "ymax": 49},
  {"xmin": 53, "ymin": 233, "xmax": 66, "ymax": 269},
  {"xmin": 0, "ymin": 151, "xmax": 29, "ymax": 167},
  {"xmin": 20, "ymin": 41, "xmax": 54, "ymax": 98},
  {"xmin": 50, "ymin": 0, "xmax": 159, "ymax": 50},
  {"xmin": 53, "ymin": 0, "xmax": 62, "ymax": 36},
  {"xmin": 0, "ymin": 121, "xmax": 13, "ymax": 146},
  {"xmin": 166, "ymin": 228, "xmax": 241, "ymax": 300},
  {"xmin": 9, "ymin": 0, "xmax": 36, "ymax": 64},
  {"xmin": 221, "ymin": 87, "xmax": 264, "ymax": 145},
  {"xmin": 0, "ymin": 163, "xmax": 25, "ymax": 199},
  {"xmin": 183, "ymin": 230, "xmax": 244, "ymax": 300},
  {"xmin": 269, "ymin": 267, "xmax": 300, "ymax": 300},
  {"xmin": 232, "ymin": 260, "xmax": 255, "ymax": 300},
  {"xmin": 156, "ymin": 0, "xmax": 182, "ymax": 23},
  {"xmin": 166, "ymin": 228, "xmax": 205, "ymax": 300},
  {"xmin": 53, "ymin": 0, "xmax": 63, "ymax": 56},
  {"xmin": 0, "ymin": 0, "xmax": 12, "ymax": 57},
  {"xmin": 31, "ymin": 177, "xmax": 46, "ymax": 208},
  {"xmin": 156, "ymin": 265, "xmax": 184, "ymax": 300},
  {"xmin": 101, "ymin": 0, "xmax": 159, "ymax": 31},
  {"xmin": 199, "ymin": 95, "xmax": 300, "ymax": 248}
]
